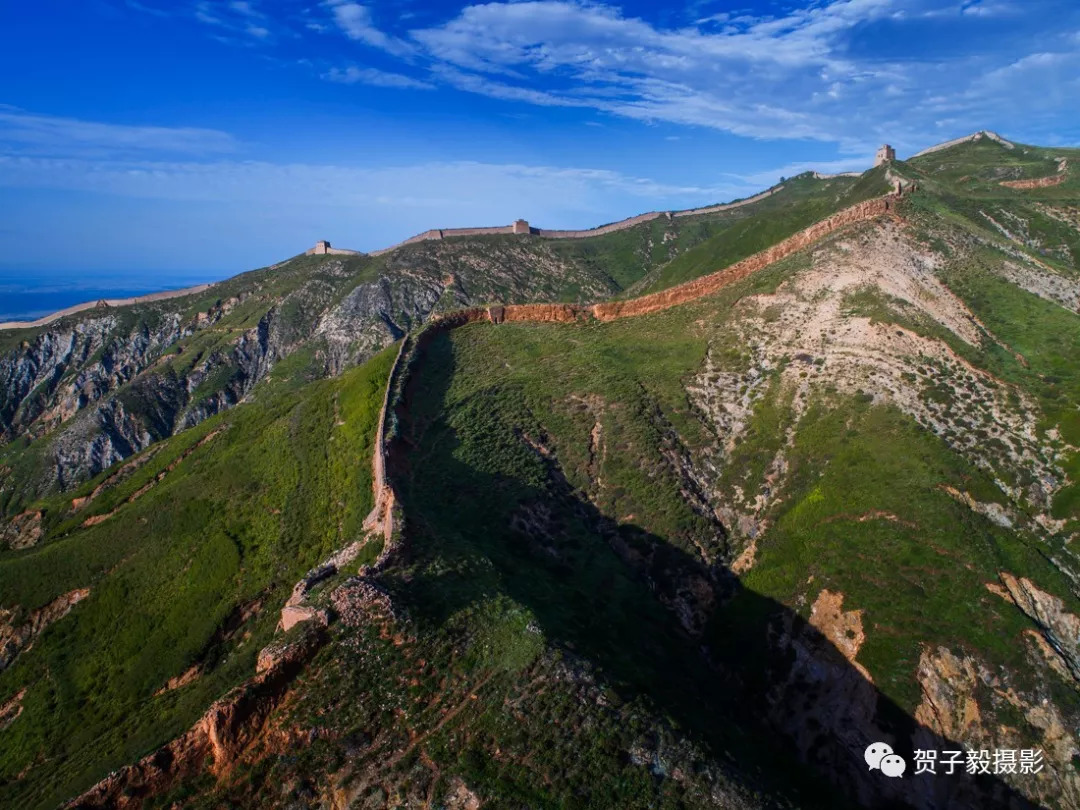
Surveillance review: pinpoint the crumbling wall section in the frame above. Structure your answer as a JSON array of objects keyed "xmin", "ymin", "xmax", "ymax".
[{"xmin": 1000, "ymin": 160, "xmax": 1068, "ymax": 189}]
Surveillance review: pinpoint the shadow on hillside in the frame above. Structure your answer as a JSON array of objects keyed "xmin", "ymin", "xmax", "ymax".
[{"xmin": 386, "ymin": 327, "xmax": 1044, "ymax": 810}]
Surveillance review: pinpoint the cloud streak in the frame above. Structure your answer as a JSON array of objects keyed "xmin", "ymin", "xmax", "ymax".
[
  {"xmin": 0, "ymin": 154, "xmax": 743, "ymax": 208},
  {"xmin": 308, "ymin": 0, "xmax": 1080, "ymax": 152},
  {"xmin": 0, "ymin": 108, "xmax": 238, "ymax": 157},
  {"xmin": 323, "ymin": 65, "xmax": 435, "ymax": 89},
  {"xmin": 326, "ymin": 1, "xmax": 418, "ymax": 57}
]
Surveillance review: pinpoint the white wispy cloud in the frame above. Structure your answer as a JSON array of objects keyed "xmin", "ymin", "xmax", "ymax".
[
  {"xmin": 400, "ymin": 0, "xmax": 907, "ymax": 147},
  {"xmin": 325, "ymin": 1, "xmax": 418, "ymax": 57},
  {"xmin": 0, "ymin": 154, "xmax": 740, "ymax": 206},
  {"xmin": 323, "ymin": 66, "xmax": 435, "ymax": 89},
  {"xmin": 308, "ymin": 0, "xmax": 1079, "ymax": 152},
  {"xmin": 191, "ymin": 0, "xmax": 276, "ymax": 41},
  {"xmin": 194, "ymin": 2, "xmax": 224, "ymax": 26},
  {"xmin": 960, "ymin": 0, "xmax": 1018, "ymax": 16},
  {"xmin": 229, "ymin": 0, "xmax": 263, "ymax": 17},
  {"xmin": 125, "ymin": 0, "xmax": 171, "ymax": 18},
  {"xmin": 0, "ymin": 108, "xmax": 238, "ymax": 157}
]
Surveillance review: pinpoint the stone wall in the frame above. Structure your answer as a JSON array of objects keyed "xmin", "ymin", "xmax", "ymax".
[
  {"xmin": 361, "ymin": 337, "xmax": 411, "ymax": 542},
  {"xmin": 499, "ymin": 303, "xmax": 589, "ymax": 323},
  {"xmin": 874, "ymin": 145, "xmax": 896, "ymax": 166},
  {"xmin": 592, "ymin": 195, "xmax": 894, "ymax": 321},
  {"xmin": 535, "ymin": 211, "xmax": 667, "ymax": 239},
  {"xmin": 363, "ymin": 183, "xmax": 792, "ymax": 255},
  {"xmin": 361, "ymin": 307, "xmax": 493, "ymax": 542},
  {"xmin": 305, "ymin": 242, "xmax": 361, "ymax": 256},
  {"xmin": 442, "ymin": 226, "xmax": 516, "ymax": 238},
  {"xmin": 366, "ymin": 193, "xmax": 898, "ymax": 548},
  {"xmin": 671, "ymin": 187, "xmax": 782, "ymax": 219},
  {"xmin": 1000, "ymin": 160, "xmax": 1068, "ymax": 189},
  {"xmin": 910, "ymin": 130, "xmax": 1015, "ymax": 159},
  {"xmin": 367, "ymin": 229, "xmax": 444, "ymax": 256},
  {"xmin": 367, "ymin": 227, "xmax": 515, "ymax": 256}
]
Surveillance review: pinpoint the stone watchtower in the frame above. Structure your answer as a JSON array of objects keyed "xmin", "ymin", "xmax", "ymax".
[
  {"xmin": 874, "ymin": 144, "xmax": 896, "ymax": 166},
  {"xmin": 512, "ymin": 219, "xmax": 531, "ymax": 235},
  {"xmin": 312, "ymin": 240, "xmax": 331, "ymax": 255}
]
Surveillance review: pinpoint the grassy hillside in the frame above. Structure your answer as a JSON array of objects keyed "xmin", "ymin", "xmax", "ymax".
[
  {"xmin": 0, "ymin": 345, "xmax": 395, "ymax": 809},
  {"xmin": 907, "ymin": 136, "xmax": 1080, "ymax": 195},
  {"xmin": 631, "ymin": 169, "xmax": 887, "ymax": 295},
  {"xmin": 393, "ymin": 287, "xmax": 1075, "ymax": 714},
  {"xmin": 167, "ymin": 164, "xmax": 1080, "ymax": 802},
  {"xmin": 3, "ymin": 133, "xmax": 1080, "ymax": 809},
  {"xmin": 0, "ymin": 172, "xmax": 879, "ymax": 504}
]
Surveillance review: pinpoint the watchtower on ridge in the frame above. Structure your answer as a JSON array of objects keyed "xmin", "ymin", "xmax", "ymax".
[{"xmin": 875, "ymin": 145, "xmax": 896, "ymax": 166}]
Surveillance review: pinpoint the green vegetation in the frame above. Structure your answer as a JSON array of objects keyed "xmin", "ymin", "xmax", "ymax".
[
  {"xmin": 730, "ymin": 399, "xmax": 1054, "ymax": 708},
  {"xmin": 907, "ymin": 138, "xmax": 1063, "ymax": 189},
  {"xmin": 393, "ymin": 290, "xmax": 1074, "ymax": 716},
  {"xmin": 3, "ymin": 132, "xmax": 1080, "ymax": 808},
  {"xmin": 635, "ymin": 169, "xmax": 887, "ymax": 295},
  {"xmin": 0, "ymin": 345, "xmax": 395, "ymax": 810}
]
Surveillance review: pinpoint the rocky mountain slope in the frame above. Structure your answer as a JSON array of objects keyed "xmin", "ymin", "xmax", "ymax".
[
  {"xmin": 2, "ymin": 133, "xmax": 1080, "ymax": 809},
  {"xmin": 0, "ymin": 170, "xmax": 881, "ymax": 503}
]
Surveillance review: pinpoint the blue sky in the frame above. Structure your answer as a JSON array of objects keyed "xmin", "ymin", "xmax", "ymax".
[{"xmin": 1, "ymin": 0, "xmax": 1079, "ymax": 278}]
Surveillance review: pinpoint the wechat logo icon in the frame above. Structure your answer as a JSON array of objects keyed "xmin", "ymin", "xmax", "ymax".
[{"xmin": 866, "ymin": 742, "xmax": 907, "ymax": 778}]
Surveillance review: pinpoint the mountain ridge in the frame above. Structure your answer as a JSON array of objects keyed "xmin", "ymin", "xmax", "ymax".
[
  {"xmin": 2, "ymin": 130, "xmax": 1080, "ymax": 809},
  {"xmin": 0, "ymin": 129, "xmax": 1038, "ymax": 333}
]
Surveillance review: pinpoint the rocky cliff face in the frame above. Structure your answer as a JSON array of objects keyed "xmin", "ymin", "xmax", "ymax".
[
  {"xmin": 0, "ymin": 237, "xmax": 633, "ymax": 499},
  {"xmin": 0, "ymin": 172, "xmax": 883, "ymax": 502}
]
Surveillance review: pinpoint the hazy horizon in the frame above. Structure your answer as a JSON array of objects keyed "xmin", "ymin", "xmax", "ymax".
[{"xmin": 0, "ymin": 268, "xmax": 230, "ymax": 321}]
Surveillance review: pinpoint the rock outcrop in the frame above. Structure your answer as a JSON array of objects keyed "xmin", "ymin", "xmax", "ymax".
[
  {"xmin": 0, "ymin": 588, "xmax": 90, "ymax": 671},
  {"xmin": 66, "ymin": 626, "xmax": 326, "ymax": 809},
  {"xmin": 0, "ymin": 509, "xmax": 43, "ymax": 549},
  {"xmin": 0, "ymin": 295, "xmax": 264, "ymax": 492},
  {"xmin": 0, "ymin": 687, "xmax": 25, "ymax": 731},
  {"xmin": 1000, "ymin": 159, "xmax": 1068, "ymax": 190},
  {"xmin": 998, "ymin": 572, "xmax": 1080, "ymax": 682},
  {"xmin": 913, "ymin": 644, "xmax": 1080, "ymax": 809}
]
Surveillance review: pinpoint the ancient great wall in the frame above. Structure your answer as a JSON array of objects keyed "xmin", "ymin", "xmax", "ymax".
[
  {"xmin": 310, "ymin": 185, "xmax": 788, "ymax": 259},
  {"xmin": 360, "ymin": 191, "xmax": 902, "ymax": 545}
]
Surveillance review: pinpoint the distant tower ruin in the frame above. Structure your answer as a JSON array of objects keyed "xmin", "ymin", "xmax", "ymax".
[
  {"xmin": 875, "ymin": 144, "xmax": 896, "ymax": 166},
  {"xmin": 312, "ymin": 240, "xmax": 331, "ymax": 255},
  {"xmin": 512, "ymin": 219, "xmax": 531, "ymax": 235}
]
